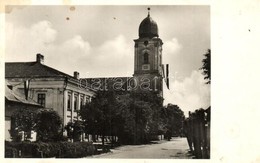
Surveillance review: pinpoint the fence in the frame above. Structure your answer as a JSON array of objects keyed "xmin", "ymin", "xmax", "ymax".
[{"xmin": 184, "ymin": 107, "xmax": 210, "ymax": 159}]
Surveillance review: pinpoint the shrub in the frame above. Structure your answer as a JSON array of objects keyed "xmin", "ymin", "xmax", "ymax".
[
  {"xmin": 10, "ymin": 108, "xmax": 64, "ymax": 142},
  {"xmin": 64, "ymin": 121, "xmax": 85, "ymax": 142},
  {"xmin": 10, "ymin": 108, "xmax": 37, "ymax": 142},
  {"xmin": 5, "ymin": 141, "xmax": 97, "ymax": 158},
  {"xmin": 5, "ymin": 146, "xmax": 18, "ymax": 158},
  {"xmin": 34, "ymin": 109, "xmax": 63, "ymax": 142},
  {"xmin": 59, "ymin": 142, "xmax": 97, "ymax": 158}
]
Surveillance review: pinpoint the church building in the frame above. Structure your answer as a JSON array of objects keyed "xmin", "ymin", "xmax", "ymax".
[{"xmin": 82, "ymin": 8, "xmax": 168, "ymax": 100}]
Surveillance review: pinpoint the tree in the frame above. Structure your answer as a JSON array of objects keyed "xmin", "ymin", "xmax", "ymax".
[
  {"xmin": 34, "ymin": 109, "xmax": 63, "ymax": 142},
  {"xmin": 64, "ymin": 120, "xmax": 85, "ymax": 142},
  {"xmin": 162, "ymin": 104, "xmax": 185, "ymax": 138},
  {"xmin": 10, "ymin": 108, "xmax": 63, "ymax": 142},
  {"xmin": 200, "ymin": 49, "xmax": 211, "ymax": 84},
  {"xmin": 80, "ymin": 91, "xmax": 165, "ymax": 145},
  {"xmin": 10, "ymin": 108, "xmax": 37, "ymax": 142},
  {"xmin": 122, "ymin": 98, "xmax": 153, "ymax": 144},
  {"xmin": 80, "ymin": 91, "xmax": 119, "ymax": 146},
  {"xmin": 116, "ymin": 92, "xmax": 164, "ymax": 144}
]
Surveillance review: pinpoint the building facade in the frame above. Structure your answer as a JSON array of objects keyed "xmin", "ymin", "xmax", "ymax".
[
  {"xmin": 5, "ymin": 54, "xmax": 96, "ymax": 127},
  {"xmin": 5, "ymin": 80, "xmax": 42, "ymax": 141}
]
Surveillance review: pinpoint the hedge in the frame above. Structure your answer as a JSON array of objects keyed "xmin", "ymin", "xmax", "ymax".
[{"xmin": 5, "ymin": 141, "xmax": 97, "ymax": 158}]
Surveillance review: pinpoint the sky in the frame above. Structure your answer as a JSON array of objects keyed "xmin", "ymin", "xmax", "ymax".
[{"xmin": 5, "ymin": 5, "xmax": 210, "ymax": 116}]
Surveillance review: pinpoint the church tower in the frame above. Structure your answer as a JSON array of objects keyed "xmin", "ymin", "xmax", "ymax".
[{"xmin": 133, "ymin": 8, "xmax": 164, "ymax": 97}]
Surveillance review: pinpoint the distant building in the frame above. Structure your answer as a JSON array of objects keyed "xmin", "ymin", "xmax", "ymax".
[
  {"xmin": 5, "ymin": 54, "xmax": 96, "ymax": 128},
  {"xmin": 5, "ymin": 80, "xmax": 42, "ymax": 141}
]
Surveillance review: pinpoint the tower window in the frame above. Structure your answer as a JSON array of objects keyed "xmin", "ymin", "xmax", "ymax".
[
  {"xmin": 144, "ymin": 53, "xmax": 149, "ymax": 64},
  {"xmin": 37, "ymin": 93, "xmax": 46, "ymax": 107}
]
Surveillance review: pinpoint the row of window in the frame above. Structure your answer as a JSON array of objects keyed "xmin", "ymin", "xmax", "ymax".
[
  {"xmin": 36, "ymin": 93, "xmax": 89, "ymax": 111},
  {"xmin": 67, "ymin": 94, "xmax": 89, "ymax": 112}
]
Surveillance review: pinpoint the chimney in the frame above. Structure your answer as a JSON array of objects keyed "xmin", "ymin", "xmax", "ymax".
[
  {"xmin": 36, "ymin": 53, "xmax": 44, "ymax": 64},
  {"xmin": 74, "ymin": 71, "xmax": 79, "ymax": 79}
]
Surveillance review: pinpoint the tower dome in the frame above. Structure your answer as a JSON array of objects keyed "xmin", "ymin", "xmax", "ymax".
[{"xmin": 138, "ymin": 8, "xmax": 159, "ymax": 38}]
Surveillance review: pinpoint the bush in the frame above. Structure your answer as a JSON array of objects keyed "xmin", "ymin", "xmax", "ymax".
[
  {"xmin": 64, "ymin": 121, "xmax": 85, "ymax": 142},
  {"xmin": 34, "ymin": 109, "xmax": 63, "ymax": 142},
  {"xmin": 5, "ymin": 141, "xmax": 97, "ymax": 158},
  {"xmin": 56, "ymin": 142, "xmax": 97, "ymax": 158},
  {"xmin": 5, "ymin": 146, "xmax": 18, "ymax": 158},
  {"xmin": 10, "ymin": 108, "xmax": 37, "ymax": 142},
  {"xmin": 10, "ymin": 108, "xmax": 64, "ymax": 142}
]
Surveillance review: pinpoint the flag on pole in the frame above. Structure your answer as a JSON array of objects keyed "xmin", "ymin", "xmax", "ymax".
[
  {"xmin": 24, "ymin": 80, "xmax": 30, "ymax": 100},
  {"xmin": 166, "ymin": 64, "xmax": 169, "ymax": 89},
  {"xmin": 162, "ymin": 64, "xmax": 165, "ymax": 78}
]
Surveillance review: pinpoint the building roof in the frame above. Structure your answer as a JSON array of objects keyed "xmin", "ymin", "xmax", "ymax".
[
  {"xmin": 81, "ymin": 77, "xmax": 132, "ymax": 91},
  {"xmin": 139, "ymin": 13, "xmax": 159, "ymax": 38},
  {"xmin": 5, "ymin": 61, "xmax": 75, "ymax": 79},
  {"xmin": 5, "ymin": 80, "xmax": 41, "ymax": 106}
]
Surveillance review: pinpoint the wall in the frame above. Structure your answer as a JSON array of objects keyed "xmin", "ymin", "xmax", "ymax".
[{"xmin": 6, "ymin": 77, "xmax": 95, "ymax": 127}]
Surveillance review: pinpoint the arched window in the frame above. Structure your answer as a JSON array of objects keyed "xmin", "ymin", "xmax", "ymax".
[{"xmin": 144, "ymin": 53, "xmax": 149, "ymax": 64}]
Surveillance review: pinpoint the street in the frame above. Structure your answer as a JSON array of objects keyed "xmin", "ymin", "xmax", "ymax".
[{"xmin": 88, "ymin": 137, "xmax": 193, "ymax": 159}]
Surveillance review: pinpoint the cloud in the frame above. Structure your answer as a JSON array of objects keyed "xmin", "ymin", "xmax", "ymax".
[
  {"xmin": 44, "ymin": 35, "xmax": 92, "ymax": 75},
  {"xmin": 63, "ymin": 35, "xmax": 91, "ymax": 54},
  {"xmin": 163, "ymin": 38, "xmax": 182, "ymax": 61},
  {"xmin": 163, "ymin": 70, "xmax": 210, "ymax": 117},
  {"xmin": 6, "ymin": 20, "xmax": 91, "ymax": 76},
  {"xmin": 6, "ymin": 20, "xmax": 133, "ymax": 77},
  {"xmin": 5, "ymin": 20, "xmax": 57, "ymax": 62},
  {"xmin": 45, "ymin": 34, "xmax": 133, "ymax": 78},
  {"xmin": 82, "ymin": 34, "xmax": 133, "ymax": 77},
  {"xmin": 55, "ymin": 35, "xmax": 91, "ymax": 58},
  {"xmin": 30, "ymin": 20, "xmax": 57, "ymax": 44},
  {"xmin": 97, "ymin": 35, "xmax": 130, "ymax": 58}
]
